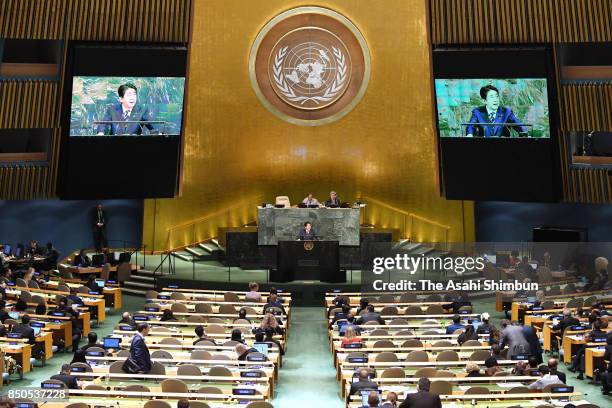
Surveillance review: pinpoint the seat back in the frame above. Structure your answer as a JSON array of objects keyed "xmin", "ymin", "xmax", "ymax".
[
  {"xmin": 374, "ymin": 352, "xmax": 398, "ymax": 362},
  {"xmin": 149, "ymin": 361, "xmax": 166, "ymax": 375},
  {"xmin": 372, "ymin": 340, "xmax": 395, "ymax": 348},
  {"xmin": 426, "ymin": 305, "xmax": 444, "ymax": 314},
  {"xmin": 275, "ymin": 196, "xmax": 290, "ymax": 207},
  {"xmin": 171, "ymin": 302, "xmax": 188, "ymax": 313},
  {"xmin": 469, "ymin": 350, "xmax": 491, "ymax": 361},
  {"xmin": 151, "ymin": 350, "xmax": 173, "ymax": 359},
  {"xmin": 219, "ymin": 304, "xmax": 237, "ymax": 314},
  {"xmin": 429, "ymin": 380, "xmax": 452, "ymax": 395},
  {"xmin": 124, "ymin": 384, "xmax": 151, "ymax": 392},
  {"xmin": 414, "ymin": 367, "xmax": 437, "ymax": 378},
  {"xmin": 143, "ymin": 401, "xmax": 172, "ymax": 408},
  {"xmin": 195, "ymin": 303, "xmax": 213, "ymax": 313},
  {"xmin": 170, "ymin": 292, "xmax": 186, "ymax": 300},
  {"xmin": 404, "ymin": 305, "xmax": 422, "ymax": 315},
  {"xmin": 223, "ymin": 292, "xmax": 240, "ymax": 302},
  {"xmin": 406, "ymin": 350, "xmax": 429, "ymax": 362},
  {"xmin": 191, "ymin": 350, "xmax": 213, "ymax": 360},
  {"xmin": 462, "ymin": 340, "xmax": 481, "ymax": 347},
  {"xmin": 465, "ymin": 386, "xmax": 490, "ymax": 395},
  {"xmin": 177, "ymin": 364, "xmax": 202, "ymax": 376},
  {"xmin": 380, "ymin": 306, "xmax": 398, "ymax": 315},
  {"xmin": 380, "ymin": 367, "xmax": 405, "ymax": 378},
  {"xmin": 209, "ymin": 365, "xmax": 233, "ymax": 376},
  {"xmin": 401, "ymin": 339, "xmax": 422, "ymax": 347},
  {"xmin": 436, "ymin": 350, "xmax": 459, "ymax": 361}
]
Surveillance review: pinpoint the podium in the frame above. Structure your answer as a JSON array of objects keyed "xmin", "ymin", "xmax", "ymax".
[{"xmin": 272, "ymin": 240, "xmax": 344, "ymax": 283}]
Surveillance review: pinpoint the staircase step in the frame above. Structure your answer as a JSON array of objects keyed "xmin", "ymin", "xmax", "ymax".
[
  {"xmin": 199, "ymin": 243, "xmax": 218, "ymax": 253},
  {"xmin": 185, "ymin": 247, "xmax": 205, "ymax": 257},
  {"xmin": 171, "ymin": 252, "xmax": 192, "ymax": 262},
  {"xmin": 134, "ymin": 269, "xmax": 156, "ymax": 277},
  {"xmin": 210, "ymin": 239, "xmax": 222, "ymax": 249},
  {"xmin": 124, "ymin": 281, "xmax": 155, "ymax": 289},
  {"xmin": 131, "ymin": 275, "xmax": 155, "ymax": 282},
  {"xmin": 121, "ymin": 287, "xmax": 147, "ymax": 296}
]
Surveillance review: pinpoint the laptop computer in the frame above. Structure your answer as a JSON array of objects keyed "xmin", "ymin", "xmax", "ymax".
[
  {"xmin": 95, "ymin": 279, "xmax": 105, "ymax": 288},
  {"xmin": 103, "ymin": 337, "xmax": 121, "ymax": 350},
  {"xmin": 32, "ymin": 326, "xmax": 42, "ymax": 336},
  {"xmin": 252, "ymin": 342, "xmax": 269, "ymax": 356},
  {"xmin": 9, "ymin": 311, "xmax": 20, "ymax": 320}
]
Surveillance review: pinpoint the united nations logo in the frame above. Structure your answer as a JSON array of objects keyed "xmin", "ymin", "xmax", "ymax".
[
  {"xmin": 303, "ymin": 241, "xmax": 315, "ymax": 251},
  {"xmin": 250, "ymin": 7, "xmax": 370, "ymax": 126}
]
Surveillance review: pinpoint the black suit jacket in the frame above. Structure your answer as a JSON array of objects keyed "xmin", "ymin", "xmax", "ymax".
[
  {"xmin": 50, "ymin": 374, "xmax": 79, "ymax": 389},
  {"xmin": 12, "ymin": 323, "xmax": 35, "ymax": 344},
  {"xmin": 296, "ymin": 228, "xmax": 317, "ymax": 241},
  {"xmin": 73, "ymin": 254, "xmax": 90, "ymax": 267},
  {"xmin": 325, "ymin": 197, "xmax": 341, "ymax": 207},
  {"xmin": 357, "ymin": 312, "xmax": 385, "ymax": 325},
  {"xmin": 91, "ymin": 208, "xmax": 108, "ymax": 229},
  {"xmin": 0, "ymin": 309, "xmax": 9, "ymax": 323},
  {"xmin": 96, "ymin": 104, "xmax": 154, "ymax": 135},
  {"xmin": 130, "ymin": 334, "xmax": 151, "ymax": 373},
  {"xmin": 553, "ymin": 316, "xmax": 580, "ymax": 335},
  {"xmin": 349, "ymin": 380, "xmax": 378, "ymax": 396},
  {"xmin": 554, "ymin": 370, "xmax": 567, "ymax": 383},
  {"xmin": 398, "ymin": 391, "xmax": 442, "ymax": 408}
]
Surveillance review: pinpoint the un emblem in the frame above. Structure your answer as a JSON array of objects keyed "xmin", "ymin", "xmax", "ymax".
[
  {"xmin": 250, "ymin": 7, "xmax": 370, "ymax": 126},
  {"xmin": 303, "ymin": 241, "xmax": 315, "ymax": 251}
]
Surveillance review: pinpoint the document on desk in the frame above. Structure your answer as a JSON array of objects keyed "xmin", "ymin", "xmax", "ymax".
[{"xmin": 497, "ymin": 382, "xmax": 525, "ymax": 387}]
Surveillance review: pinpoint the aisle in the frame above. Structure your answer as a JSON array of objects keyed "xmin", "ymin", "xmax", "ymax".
[{"xmin": 273, "ymin": 307, "xmax": 343, "ymax": 408}]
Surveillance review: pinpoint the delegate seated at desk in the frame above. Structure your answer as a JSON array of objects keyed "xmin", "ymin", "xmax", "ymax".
[
  {"xmin": 302, "ymin": 193, "xmax": 320, "ymax": 206},
  {"xmin": 325, "ymin": 191, "xmax": 341, "ymax": 207},
  {"xmin": 296, "ymin": 222, "xmax": 318, "ymax": 241}
]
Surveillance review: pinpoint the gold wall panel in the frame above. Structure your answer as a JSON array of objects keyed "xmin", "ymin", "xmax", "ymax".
[
  {"xmin": 143, "ymin": 0, "xmax": 475, "ymax": 252},
  {"xmin": 429, "ymin": 0, "xmax": 612, "ymax": 45}
]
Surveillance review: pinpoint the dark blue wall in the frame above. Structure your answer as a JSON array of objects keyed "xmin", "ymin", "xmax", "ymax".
[
  {"xmin": 476, "ymin": 201, "xmax": 612, "ymax": 242},
  {"xmin": 0, "ymin": 199, "xmax": 143, "ymax": 257}
]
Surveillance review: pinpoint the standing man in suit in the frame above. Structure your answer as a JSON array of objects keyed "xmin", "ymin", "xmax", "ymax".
[
  {"xmin": 96, "ymin": 83, "xmax": 155, "ymax": 135},
  {"xmin": 325, "ymin": 191, "xmax": 341, "ymax": 207},
  {"xmin": 296, "ymin": 222, "xmax": 317, "ymax": 241},
  {"xmin": 129, "ymin": 323, "xmax": 152, "ymax": 373},
  {"xmin": 466, "ymin": 85, "xmax": 529, "ymax": 137},
  {"xmin": 399, "ymin": 378, "xmax": 442, "ymax": 408},
  {"xmin": 500, "ymin": 320, "xmax": 530, "ymax": 359},
  {"xmin": 92, "ymin": 203, "xmax": 108, "ymax": 252}
]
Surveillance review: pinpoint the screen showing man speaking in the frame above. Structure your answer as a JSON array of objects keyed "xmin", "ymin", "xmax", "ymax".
[
  {"xmin": 435, "ymin": 78, "xmax": 550, "ymax": 138},
  {"xmin": 69, "ymin": 76, "xmax": 185, "ymax": 136}
]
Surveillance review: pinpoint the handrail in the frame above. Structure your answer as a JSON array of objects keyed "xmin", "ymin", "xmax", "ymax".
[
  {"xmin": 164, "ymin": 194, "xmax": 264, "ymax": 251},
  {"xmin": 360, "ymin": 195, "xmax": 451, "ymax": 243}
]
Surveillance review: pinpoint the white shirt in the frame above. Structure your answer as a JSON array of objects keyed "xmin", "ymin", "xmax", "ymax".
[
  {"xmin": 486, "ymin": 107, "xmax": 498, "ymax": 121},
  {"xmin": 302, "ymin": 197, "xmax": 320, "ymax": 205}
]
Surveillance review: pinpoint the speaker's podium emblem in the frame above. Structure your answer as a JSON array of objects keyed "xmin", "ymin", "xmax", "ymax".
[
  {"xmin": 303, "ymin": 241, "xmax": 315, "ymax": 251},
  {"xmin": 249, "ymin": 7, "xmax": 370, "ymax": 126}
]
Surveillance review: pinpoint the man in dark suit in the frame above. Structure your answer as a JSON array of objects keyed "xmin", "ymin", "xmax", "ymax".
[
  {"xmin": 80, "ymin": 332, "xmax": 103, "ymax": 352},
  {"xmin": 91, "ymin": 203, "xmax": 108, "ymax": 251},
  {"xmin": 118, "ymin": 312, "xmax": 136, "ymax": 328},
  {"xmin": 11, "ymin": 314, "xmax": 36, "ymax": 345},
  {"xmin": 96, "ymin": 83, "xmax": 155, "ymax": 135},
  {"xmin": 263, "ymin": 293, "xmax": 286, "ymax": 315},
  {"xmin": 296, "ymin": 221, "xmax": 317, "ymax": 241},
  {"xmin": 466, "ymin": 85, "xmax": 529, "ymax": 137},
  {"xmin": 73, "ymin": 249, "xmax": 90, "ymax": 267},
  {"xmin": 26, "ymin": 240, "xmax": 43, "ymax": 257},
  {"xmin": 356, "ymin": 305, "xmax": 385, "ymax": 325},
  {"xmin": 552, "ymin": 308, "xmax": 580, "ymax": 336},
  {"xmin": 399, "ymin": 377, "xmax": 442, "ymax": 408},
  {"xmin": 325, "ymin": 191, "xmax": 341, "ymax": 207},
  {"xmin": 41, "ymin": 242, "xmax": 59, "ymax": 271},
  {"xmin": 50, "ymin": 364, "xmax": 79, "ymax": 389},
  {"xmin": 349, "ymin": 368, "xmax": 378, "ymax": 396},
  {"xmin": 129, "ymin": 323, "xmax": 152, "ymax": 373},
  {"xmin": 0, "ymin": 300, "xmax": 10, "ymax": 323}
]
